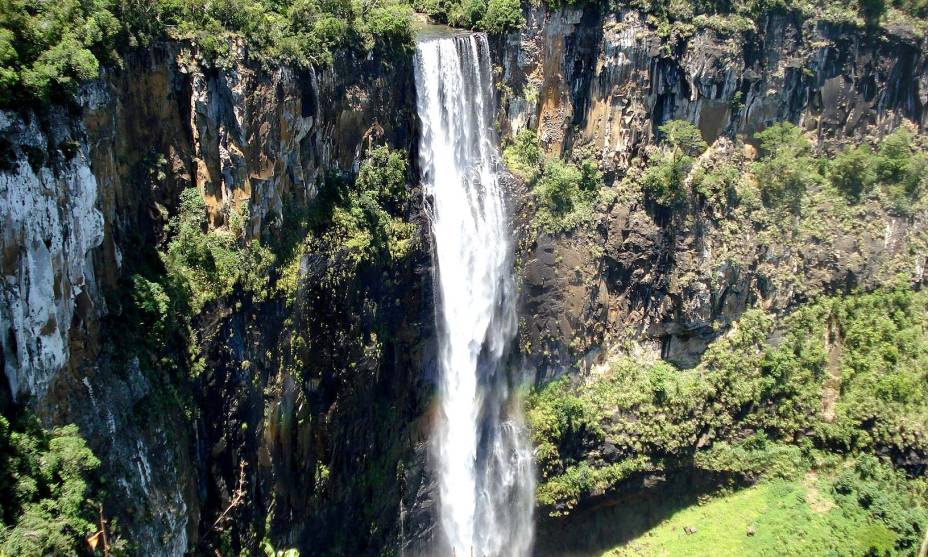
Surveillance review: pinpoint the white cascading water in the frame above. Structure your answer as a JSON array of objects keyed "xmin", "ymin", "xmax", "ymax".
[{"xmin": 414, "ymin": 33, "xmax": 535, "ymax": 557}]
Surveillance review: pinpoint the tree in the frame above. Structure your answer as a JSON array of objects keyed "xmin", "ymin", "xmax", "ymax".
[
  {"xmin": 0, "ymin": 417, "xmax": 101, "ymax": 556},
  {"xmin": 480, "ymin": 0, "xmax": 524, "ymax": 33},
  {"xmin": 829, "ymin": 145, "xmax": 876, "ymax": 202},
  {"xmin": 641, "ymin": 120, "xmax": 707, "ymax": 208},
  {"xmin": 536, "ymin": 159, "xmax": 582, "ymax": 215},
  {"xmin": 503, "ymin": 128, "xmax": 543, "ymax": 182},
  {"xmin": 753, "ymin": 122, "xmax": 820, "ymax": 212},
  {"xmin": 875, "ymin": 128, "xmax": 928, "ymax": 212}
]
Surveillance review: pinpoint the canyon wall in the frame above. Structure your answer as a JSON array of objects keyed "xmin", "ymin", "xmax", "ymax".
[
  {"xmin": 1, "ymin": 6, "xmax": 926, "ymax": 555},
  {"xmin": 0, "ymin": 40, "xmax": 434, "ymax": 555},
  {"xmin": 494, "ymin": 7, "xmax": 927, "ymax": 376}
]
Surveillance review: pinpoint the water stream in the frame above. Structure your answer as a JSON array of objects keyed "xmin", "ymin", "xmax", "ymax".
[{"xmin": 414, "ymin": 32, "xmax": 535, "ymax": 557}]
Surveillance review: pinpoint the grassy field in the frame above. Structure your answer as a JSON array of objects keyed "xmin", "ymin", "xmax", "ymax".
[{"xmin": 601, "ymin": 475, "xmax": 917, "ymax": 557}]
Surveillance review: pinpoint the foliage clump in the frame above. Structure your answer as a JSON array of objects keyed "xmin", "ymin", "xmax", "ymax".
[
  {"xmin": 753, "ymin": 122, "xmax": 823, "ymax": 213},
  {"xmin": 826, "ymin": 128, "xmax": 928, "ymax": 211},
  {"xmin": 527, "ymin": 288, "xmax": 928, "ymax": 518},
  {"xmin": 316, "ymin": 145, "xmax": 416, "ymax": 272},
  {"xmin": 413, "ymin": 0, "xmax": 524, "ymax": 32},
  {"xmin": 874, "ymin": 128, "xmax": 928, "ymax": 212},
  {"xmin": 0, "ymin": 413, "xmax": 101, "ymax": 556},
  {"xmin": 640, "ymin": 119, "xmax": 708, "ymax": 208},
  {"xmin": 165, "ymin": 189, "xmax": 275, "ymax": 313},
  {"xmin": 0, "ymin": 0, "xmax": 414, "ymax": 106},
  {"xmin": 828, "ymin": 144, "xmax": 876, "ymax": 202},
  {"xmin": 502, "ymin": 128, "xmax": 604, "ymax": 234},
  {"xmin": 503, "ymin": 128, "xmax": 543, "ymax": 182},
  {"xmin": 533, "ymin": 158, "xmax": 602, "ymax": 233},
  {"xmin": 0, "ymin": 0, "xmax": 118, "ymax": 104},
  {"xmin": 633, "ymin": 121, "xmax": 927, "ymax": 219}
]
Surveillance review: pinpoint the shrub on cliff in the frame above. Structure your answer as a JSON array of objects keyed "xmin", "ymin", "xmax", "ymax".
[
  {"xmin": 829, "ymin": 144, "xmax": 877, "ymax": 202},
  {"xmin": 753, "ymin": 122, "xmax": 823, "ymax": 213},
  {"xmin": 316, "ymin": 145, "xmax": 416, "ymax": 276},
  {"xmin": 415, "ymin": 0, "xmax": 522, "ymax": 32},
  {"xmin": 0, "ymin": 414, "xmax": 101, "ymax": 556},
  {"xmin": 533, "ymin": 157, "xmax": 603, "ymax": 234},
  {"xmin": 874, "ymin": 127, "xmax": 928, "ymax": 213},
  {"xmin": 165, "ymin": 189, "xmax": 275, "ymax": 311},
  {"xmin": 502, "ymin": 128, "xmax": 604, "ymax": 234},
  {"xmin": 641, "ymin": 120, "xmax": 708, "ymax": 208},
  {"xmin": 503, "ymin": 128, "xmax": 544, "ymax": 182},
  {"xmin": 826, "ymin": 128, "xmax": 927, "ymax": 210}
]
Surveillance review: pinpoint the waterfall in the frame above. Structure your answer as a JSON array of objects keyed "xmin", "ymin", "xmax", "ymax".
[{"xmin": 414, "ymin": 33, "xmax": 535, "ymax": 557}]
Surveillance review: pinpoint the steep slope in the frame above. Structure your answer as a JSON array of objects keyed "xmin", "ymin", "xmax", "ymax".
[{"xmin": 493, "ymin": 5, "xmax": 927, "ymax": 374}]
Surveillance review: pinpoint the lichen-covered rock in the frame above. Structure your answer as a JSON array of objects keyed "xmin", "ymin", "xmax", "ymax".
[{"xmin": 0, "ymin": 110, "xmax": 104, "ymax": 399}]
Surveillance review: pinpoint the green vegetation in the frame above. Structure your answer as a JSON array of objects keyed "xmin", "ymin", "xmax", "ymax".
[
  {"xmin": 0, "ymin": 412, "xmax": 101, "ymax": 555},
  {"xmin": 752, "ymin": 123, "xmax": 928, "ymax": 215},
  {"xmin": 632, "ymin": 121, "xmax": 927, "ymax": 219},
  {"xmin": 603, "ymin": 463, "xmax": 928, "ymax": 557},
  {"xmin": 825, "ymin": 128, "xmax": 928, "ymax": 212},
  {"xmin": 261, "ymin": 539, "xmax": 300, "ymax": 557},
  {"xmin": 503, "ymin": 128, "xmax": 544, "ymax": 182},
  {"xmin": 527, "ymin": 288, "xmax": 928, "ymax": 523},
  {"xmin": 829, "ymin": 144, "xmax": 877, "ymax": 202},
  {"xmin": 641, "ymin": 120, "xmax": 708, "ymax": 208},
  {"xmin": 874, "ymin": 128, "xmax": 928, "ymax": 213},
  {"xmin": 129, "ymin": 143, "xmax": 413, "ymax": 344},
  {"xmin": 165, "ymin": 189, "xmax": 275, "ymax": 313},
  {"xmin": 502, "ymin": 128, "xmax": 604, "ymax": 233},
  {"xmin": 413, "ymin": 0, "xmax": 524, "ymax": 32},
  {"xmin": 5, "ymin": 0, "xmax": 928, "ymax": 108},
  {"xmin": 480, "ymin": 0, "xmax": 525, "ymax": 32},
  {"xmin": 560, "ymin": 0, "xmax": 928, "ymax": 39},
  {"xmin": 318, "ymin": 145, "xmax": 416, "ymax": 268},
  {"xmin": 0, "ymin": 0, "xmax": 118, "ymax": 104},
  {"xmin": 753, "ymin": 122, "xmax": 823, "ymax": 213},
  {"xmin": 533, "ymin": 158, "xmax": 602, "ymax": 233},
  {"xmin": 0, "ymin": 0, "xmax": 413, "ymax": 106}
]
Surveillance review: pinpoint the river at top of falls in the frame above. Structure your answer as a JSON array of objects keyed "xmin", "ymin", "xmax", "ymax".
[{"xmin": 414, "ymin": 32, "xmax": 535, "ymax": 557}]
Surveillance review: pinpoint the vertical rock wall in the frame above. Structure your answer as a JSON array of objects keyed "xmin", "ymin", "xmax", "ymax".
[
  {"xmin": 0, "ymin": 40, "xmax": 429, "ymax": 556},
  {"xmin": 0, "ymin": 111, "xmax": 104, "ymax": 400},
  {"xmin": 495, "ymin": 7, "xmax": 926, "ymax": 170},
  {"xmin": 493, "ymin": 7, "xmax": 928, "ymax": 378}
]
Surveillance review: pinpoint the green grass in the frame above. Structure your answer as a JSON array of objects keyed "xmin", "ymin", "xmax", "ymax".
[
  {"xmin": 602, "ymin": 482, "xmax": 769, "ymax": 557},
  {"xmin": 601, "ymin": 475, "xmax": 916, "ymax": 557}
]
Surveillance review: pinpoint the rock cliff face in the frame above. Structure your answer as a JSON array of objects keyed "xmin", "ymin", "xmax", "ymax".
[
  {"xmin": 1, "ymin": 7, "xmax": 926, "ymax": 556},
  {"xmin": 496, "ymin": 7, "xmax": 926, "ymax": 166},
  {"xmin": 493, "ymin": 7, "xmax": 927, "ymax": 376},
  {"xmin": 0, "ymin": 40, "xmax": 432, "ymax": 555}
]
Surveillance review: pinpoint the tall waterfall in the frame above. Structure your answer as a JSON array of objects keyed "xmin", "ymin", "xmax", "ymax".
[{"xmin": 414, "ymin": 33, "xmax": 535, "ymax": 557}]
